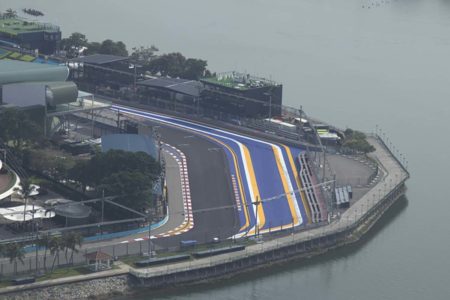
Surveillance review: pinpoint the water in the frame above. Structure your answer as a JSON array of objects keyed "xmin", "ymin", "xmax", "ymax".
[{"xmin": 2, "ymin": 0, "xmax": 449, "ymax": 298}]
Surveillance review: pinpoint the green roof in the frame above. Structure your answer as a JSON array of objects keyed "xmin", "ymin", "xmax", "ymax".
[
  {"xmin": 201, "ymin": 72, "xmax": 279, "ymax": 91},
  {"xmin": 0, "ymin": 18, "xmax": 60, "ymax": 36}
]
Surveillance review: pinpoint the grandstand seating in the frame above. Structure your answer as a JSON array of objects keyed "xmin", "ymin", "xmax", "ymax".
[{"xmin": 298, "ymin": 153, "xmax": 322, "ymax": 223}]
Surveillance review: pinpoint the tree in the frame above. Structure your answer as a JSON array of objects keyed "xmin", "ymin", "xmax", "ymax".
[
  {"xmin": 0, "ymin": 108, "xmax": 43, "ymax": 151},
  {"xmin": 38, "ymin": 233, "xmax": 52, "ymax": 271},
  {"xmin": 100, "ymin": 171, "xmax": 155, "ymax": 209},
  {"xmin": 99, "ymin": 39, "xmax": 128, "ymax": 57},
  {"xmin": 147, "ymin": 52, "xmax": 209, "ymax": 79},
  {"xmin": 68, "ymin": 160, "xmax": 92, "ymax": 193},
  {"xmin": 342, "ymin": 128, "xmax": 375, "ymax": 153},
  {"xmin": 62, "ymin": 232, "xmax": 83, "ymax": 264},
  {"xmin": 5, "ymin": 243, "xmax": 25, "ymax": 274},
  {"xmin": 14, "ymin": 178, "xmax": 34, "ymax": 222},
  {"xmin": 183, "ymin": 58, "xmax": 208, "ymax": 80},
  {"xmin": 4, "ymin": 9, "xmax": 18, "ymax": 19},
  {"xmin": 85, "ymin": 41, "xmax": 101, "ymax": 55},
  {"xmin": 130, "ymin": 45, "xmax": 159, "ymax": 64},
  {"xmin": 60, "ymin": 32, "xmax": 89, "ymax": 57},
  {"xmin": 49, "ymin": 236, "xmax": 63, "ymax": 272}
]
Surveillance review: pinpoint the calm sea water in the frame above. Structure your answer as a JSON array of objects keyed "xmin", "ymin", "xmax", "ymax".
[{"xmin": 2, "ymin": 0, "xmax": 450, "ymax": 299}]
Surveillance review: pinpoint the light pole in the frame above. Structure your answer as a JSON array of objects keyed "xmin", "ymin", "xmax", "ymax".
[
  {"xmin": 253, "ymin": 197, "xmax": 260, "ymax": 239},
  {"xmin": 148, "ymin": 214, "xmax": 153, "ymax": 258},
  {"xmin": 264, "ymin": 91, "xmax": 273, "ymax": 119},
  {"xmin": 129, "ymin": 64, "xmax": 142, "ymax": 97}
]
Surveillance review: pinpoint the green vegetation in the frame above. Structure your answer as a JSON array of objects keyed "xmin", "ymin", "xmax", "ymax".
[
  {"xmin": 146, "ymin": 52, "xmax": 209, "ymax": 80},
  {"xmin": 68, "ymin": 150, "xmax": 161, "ymax": 216},
  {"xmin": 2, "ymin": 9, "xmax": 18, "ymax": 19},
  {"xmin": 62, "ymin": 32, "xmax": 210, "ymax": 80},
  {"xmin": 36, "ymin": 265, "xmax": 92, "ymax": 281},
  {"xmin": 0, "ymin": 16, "xmax": 57, "ymax": 36},
  {"xmin": 60, "ymin": 32, "xmax": 128, "ymax": 57},
  {"xmin": 342, "ymin": 128, "xmax": 375, "ymax": 154},
  {"xmin": 0, "ymin": 108, "xmax": 44, "ymax": 151}
]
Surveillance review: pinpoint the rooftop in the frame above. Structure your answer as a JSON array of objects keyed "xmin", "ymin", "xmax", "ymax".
[
  {"xmin": 0, "ymin": 60, "xmax": 68, "ymax": 85},
  {"xmin": 201, "ymin": 71, "xmax": 279, "ymax": 91},
  {"xmin": 70, "ymin": 54, "xmax": 129, "ymax": 65},
  {"xmin": 138, "ymin": 77, "xmax": 202, "ymax": 97},
  {"xmin": 0, "ymin": 17, "xmax": 60, "ymax": 36}
]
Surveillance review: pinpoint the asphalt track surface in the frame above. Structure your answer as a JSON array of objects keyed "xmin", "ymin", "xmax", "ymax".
[
  {"xmin": 112, "ymin": 105, "xmax": 312, "ymax": 241},
  {"xmin": 157, "ymin": 124, "xmax": 239, "ymax": 244}
]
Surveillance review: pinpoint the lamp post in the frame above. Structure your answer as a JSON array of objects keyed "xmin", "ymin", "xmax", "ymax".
[
  {"xmin": 129, "ymin": 64, "xmax": 142, "ymax": 97},
  {"xmin": 148, "ymin": 213, "xmax": 153, "ymax": 258},
  {"xmin": 263, "ymin": 91, "xmax": 273, "ymax": 119},
  {"xmin": 253, "ymin": 197, "xmax": 260, "ymax": 239}
]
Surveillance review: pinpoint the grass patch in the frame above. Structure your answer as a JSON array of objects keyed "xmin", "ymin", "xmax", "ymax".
[
  {"xmin": 36, "ymin": 266, "xmax": 93, "ymax": 281},
  {"xmin": 121, "ymin": 240, "xmax": 254, "ymax": 268},
  {"xmin": 20, "ymin": 55, "xmax": 35, "ymax": 62},
  {"xmin": 0, "ymin": 281, "xmax": 12, "ymax": 288},
  {"xmin": 8, "ymin": 52, "xmax": 21, "ymax": 59}
]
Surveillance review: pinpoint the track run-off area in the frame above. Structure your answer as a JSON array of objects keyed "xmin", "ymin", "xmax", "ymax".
[{"xmin": 112, "ymin": 105, "xmax": 316, "ymax": 239}]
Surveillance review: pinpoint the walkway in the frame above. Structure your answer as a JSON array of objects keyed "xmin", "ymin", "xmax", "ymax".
[{"xmin": 129, "ymin": 135, "xmax": 409, "ymax": 278}]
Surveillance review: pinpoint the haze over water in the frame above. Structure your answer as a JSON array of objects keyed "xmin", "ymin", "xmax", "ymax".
[{"xmin": 3, "ymin": 0, "xmax": 450, "ymax": 299}]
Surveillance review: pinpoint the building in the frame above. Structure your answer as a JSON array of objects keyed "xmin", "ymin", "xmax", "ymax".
[
  {"xmin": 200, "ymin": 72, "xmax": 283, "ymax": 118},
  {"xmin": 137, "ymin": 77, "xmax": 202, "ymax": 112},
  {"xmin": 0, "ymin": 17, "xmax": 61, "ymax": 54},
  {"xmin": 68, "ymin": 54, "xmax": 133, "ymax": 89},
  {"xmin": 0, "ymin": 60, "xmax": 111, "ymax": 136}
]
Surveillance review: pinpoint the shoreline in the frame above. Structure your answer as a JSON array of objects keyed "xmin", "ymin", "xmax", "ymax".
[{"xmin": 0, "ymin": 134, "xmax": 409, "ymax": 299}]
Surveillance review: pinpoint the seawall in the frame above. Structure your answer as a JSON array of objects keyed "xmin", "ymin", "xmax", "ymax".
[{"xmin": 0, "ymin": 135, "xmax": 409, "ymax": 299}]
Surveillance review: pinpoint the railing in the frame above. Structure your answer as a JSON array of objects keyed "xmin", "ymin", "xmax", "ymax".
[{"xmin": 129, "ymin": 135, "xmax": 409, "ymax": 280}]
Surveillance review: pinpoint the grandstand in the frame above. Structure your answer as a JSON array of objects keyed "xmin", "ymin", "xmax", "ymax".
[
  {"xmin": 298, "ymin": 153, "xmax": 326, "ymax": 223},
  {"xmin": 0, "ymin": 46, "xmax": 59, "ymax": 64}
]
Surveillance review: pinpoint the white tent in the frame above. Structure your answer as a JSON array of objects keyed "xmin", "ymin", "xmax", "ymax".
[{"xmin": 0, "ymin": 205, "xmax": 55, "ymax": 222}]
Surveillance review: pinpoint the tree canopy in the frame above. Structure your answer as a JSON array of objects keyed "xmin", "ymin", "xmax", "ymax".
[
  {"xmin": 68, "ymin": 150, "xmax": 161, "ymax": 214},
  {"xmin": 0, "ymin": 108, "xmax": 43, "ymax": 150},
  {"xmin": 61, "ymin": 31, "xmax": 210, "ymax": 79},
  {"xmin": 61, "ymin": 33, "xmax": 128, "ymax": 58},
  {"xmin": 342, "ymin": 128, "xmax": 375, "ymax": 153},
  {"xmin": 3, "ymin": 9, "xmax": 18, "ymax": 19},
  {"xmin": 130, "ymin": 45, "xmax": 159, "ymax": 64},
  {"xmin": 147, "ymin": 52, "xmax": 208, "ymax": 80}
]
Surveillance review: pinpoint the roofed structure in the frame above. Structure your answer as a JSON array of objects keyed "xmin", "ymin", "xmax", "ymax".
[
  {"xmin": 137, "ymin": 77, "xmax": 202, "ymax": 98},
  {"xmin": 0, "ymin": 60, "xmax": 68, "ymax": 85},
  {"xmin": 0, "ymin": 17, "xmax": 61, "ymax": 54},
  {"xmin": 70, "ymin": 54, "xmax": 129, "ymax": 65}
]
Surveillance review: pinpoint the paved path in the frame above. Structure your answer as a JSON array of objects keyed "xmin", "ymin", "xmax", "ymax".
[
  {"xmin": 0, "ymin": 135, "xmax": 408, "ymax": 293},
  {"xmin": 131, "ymin": 135, "xmax": 409, "ymax": 278}
]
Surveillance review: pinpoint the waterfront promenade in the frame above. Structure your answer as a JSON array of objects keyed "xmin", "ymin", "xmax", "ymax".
[
  {"xmin": 129, "ymin": 134, "xmax": 408, "ymax": 281},
  {"xmin": 0, "ymin": 134, "xmax": 408, "ymax": 297}
]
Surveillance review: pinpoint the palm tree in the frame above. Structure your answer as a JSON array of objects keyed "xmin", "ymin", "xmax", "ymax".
[
  {"xmin": 4, "ymin": 9, "xmax": 18, "ymax": 19},
  {"xmin": 63, "ymin": 232, "xmax": 83, "ymax": 264},
  {"xmin": 49, "ymin": 236, "xmax": 62, "ymax": 272},
  {"xmin": 38, "ymin": 234, "xmax": 51, "ymax": 271},
  {"xmin": 14, "ymin": 178, "xmax": 34, "ymax": 223},
  {"xmin": 5, "ymin": 243, "xmax": 25, "ymax": 274}
]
